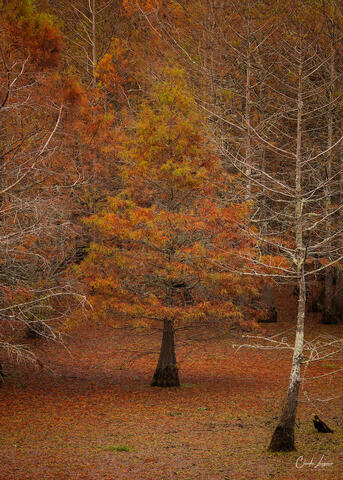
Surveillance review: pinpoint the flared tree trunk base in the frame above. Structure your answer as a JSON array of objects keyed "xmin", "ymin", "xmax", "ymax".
[
  {"xmin": 269, "ymin": 424, "xmax": 295, "ymax": 452},
  {"xmin": 151, "ymin": 365, "xmax": 180, "ymax": 388},
  {"xmin": 151, "ymin": 319, "xmax": 180, "ymax": 387},
  {"xmin": 321, "ymin": 310, "xmax": 338, "ymax": 324}
]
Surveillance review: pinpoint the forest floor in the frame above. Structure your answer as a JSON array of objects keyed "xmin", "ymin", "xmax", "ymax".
[{"xmin": 0, "ymin": 287, "xmax": 343, "ymax": 480}]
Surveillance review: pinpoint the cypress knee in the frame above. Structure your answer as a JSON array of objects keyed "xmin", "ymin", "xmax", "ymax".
[{"xmin": 151, "ymin": 319, "xmax": 180, "ymax": 387}]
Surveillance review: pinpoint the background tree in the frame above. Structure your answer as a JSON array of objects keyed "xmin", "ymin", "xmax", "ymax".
[
  {"xmin": 38, "ymin": 0, "xmax": 123, "ymax": 84},
  {"xmin": 0, "ymin": 0, "xmax": 85, "ymax": 367},
  {"xmin": 215, "ymin": 2, "xmax": 343, "ymax": 451}
]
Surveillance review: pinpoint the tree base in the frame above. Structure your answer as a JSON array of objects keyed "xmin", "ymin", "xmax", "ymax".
[
  {"xmin": 310, "ymin": 288, "xmax": 324, "ymax": 313},
  {"xmin": 321, "ymin": 311, "xmax": 339, "ymax": 324},
  {"xmin": 258, "ymin": 306, "xmax": 277, "ymax": 323},
  {"xmin": 151, "ymin": 365, "xmax": 180, "ymax": 387},
  {"xmin": 269, "ymin": 425, "xmax": 295, "ymax": 452}
]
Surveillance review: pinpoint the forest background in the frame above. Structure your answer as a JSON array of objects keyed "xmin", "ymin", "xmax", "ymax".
[{"xmin": 1, "ymin": 0, "xmax": 343, "ymax": 478}]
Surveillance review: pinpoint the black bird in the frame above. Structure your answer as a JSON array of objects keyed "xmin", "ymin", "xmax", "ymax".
[{"xmin": 313, "ymin": 414, "xmax": 334, "ymax": 433}]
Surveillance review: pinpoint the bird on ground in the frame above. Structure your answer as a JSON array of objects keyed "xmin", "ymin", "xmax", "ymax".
[{"xmin": 313, "ymin": 414, "xmax": 334, "ymax": 433}]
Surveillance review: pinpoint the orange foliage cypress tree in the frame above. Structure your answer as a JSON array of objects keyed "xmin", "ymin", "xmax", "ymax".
[{"xmin": 80, "ymin": 67, "xmax": 258, "ymax": 387}]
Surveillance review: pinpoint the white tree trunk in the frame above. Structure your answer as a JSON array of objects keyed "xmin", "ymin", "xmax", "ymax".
[{"xmin": 269, "ymin": 51, "xmax": 306, "ymax": 452}]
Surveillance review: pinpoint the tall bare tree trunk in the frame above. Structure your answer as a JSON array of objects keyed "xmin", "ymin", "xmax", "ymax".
[
  {"xmin": 323, "ymin": 44, "xmax": 337, "ymax": 324},
  {"xmin": 151, "ymin": 319, "xmax": 180, "ymax": 387},
  {"xmin": 245, "ymin": 41, "xmax": 252, "ymax": 200},
  {"xmin": 269, "ymin": 52, "xmax": 305, "ymax": 451},
  {"xmin": 91, "ymin": 0, "xmax": 97, "ymax": 83}
]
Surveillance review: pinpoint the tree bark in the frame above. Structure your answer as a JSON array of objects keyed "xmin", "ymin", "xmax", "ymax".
[
  {"xmin": 245, "ymin": 38, "xmax": 252, "ymax": 200},
  {"xmin": 91, "ymin": 0, "xmax": 97, "ymax": 83},
  {"xmin": 333, "ymin": 270, "xmax": 343, "ymax": 319},
  {"xmin": 322, "ymin": 44, "xmax": 335, "ymax": 323},
  {"xmin": 322, "ymin": 269, "xmax": 338, "ymax": 323},
  {"xmin": 151, "ymin": 319, "xmax": 180, "ymax": 387},
  {"xmin": 269, "ymin": 271, "xmax": 305, "ymax": 451}
]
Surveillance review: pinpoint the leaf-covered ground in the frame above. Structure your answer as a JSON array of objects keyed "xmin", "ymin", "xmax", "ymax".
[{"xmin": 0, "ymin": 288, "xmax": 342, "ymax": 480}]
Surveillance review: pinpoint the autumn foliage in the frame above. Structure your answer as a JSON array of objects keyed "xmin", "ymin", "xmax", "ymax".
[
  {"xmin": 1, "ymin": 0, "xmax": 343, "ymax": 475},
  {"xmin": 0, "ymin": 0, "xmax": 85, "ymax": 358},
  {"xmin": 79, "ymin": 69, "xmax": 259, "ymax": 333}
]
